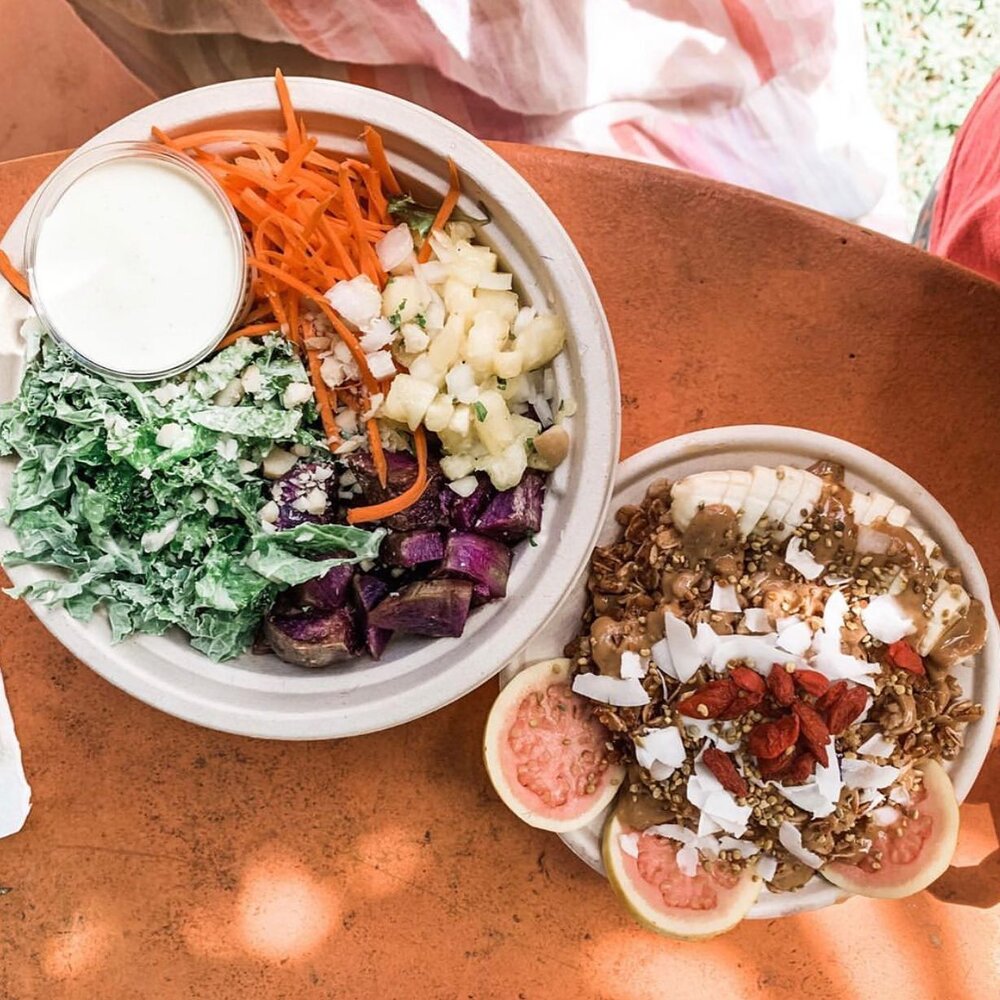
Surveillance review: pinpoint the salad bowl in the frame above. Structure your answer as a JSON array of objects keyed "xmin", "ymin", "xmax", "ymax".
[{"xmin": 0, "ymin": 78, "xmax": 619, "ymax": 739}]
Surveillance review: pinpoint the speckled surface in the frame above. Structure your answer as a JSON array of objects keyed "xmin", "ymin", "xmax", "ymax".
[{"xmin": 1, "ymin": 147, "xmax": 998, "ymax": 999}]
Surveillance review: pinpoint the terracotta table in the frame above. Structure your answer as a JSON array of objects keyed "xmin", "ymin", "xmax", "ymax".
[{"xmin": 1, "ymin": 147, "xmax": 998, "ymax": 1000}]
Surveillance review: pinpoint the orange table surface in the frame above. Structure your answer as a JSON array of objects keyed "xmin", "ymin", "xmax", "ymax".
[{"xmin": 1, "ymin": 147, "xmax": 999, "ymax": 1000}]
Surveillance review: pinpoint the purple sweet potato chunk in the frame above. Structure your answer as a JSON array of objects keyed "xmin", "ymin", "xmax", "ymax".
[
  {"xmin": 295, "ymin": 563, "xmax": 353, "ymax": 610},
  {"xmin": 364, "ymin": 623, "xmax": 392, "ymax": 659},
  {"xmin": 270, "ymin": 460, "xmax": 339, "ymax": 529},
  {"xmin": 368, "ymin": 579, "xmax": 474, "ymax": 637},
  {"xmin": 448, "ymin": 474, "xmax": 495, "ymax": 531},
  {"xmin": 264, "ymin": 605, "xmax": 361, "ymax": 667},
  {"xmin": 352, "ymin": 573, "xmax": 389, "ymax": 611},
  {"xmin": 473, "ymin": 470, "xmax": 546, "ymax": 543},
  {"xmin": 346, "ymin": 450, "xmax": 450, "ymax": 530},
  {"xmin": 352, "ymin": 574, "xmax": 392, "ymax": 659},
  {"xmin": 440, "ymin": 532, "xmax": 511, "ymax": 600},
  {"xmin": 381, "ymin": 529, "xmax": 445, "ymax": 568}
]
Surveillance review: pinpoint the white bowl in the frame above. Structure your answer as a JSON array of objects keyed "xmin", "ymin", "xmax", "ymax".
[
  {"xmin": 0, "ymin": 78, "xmax": 620, "ymax": 739},
  {"xmin": 502, "ymin": 425, "xmax": 999, "ymax": 919}
]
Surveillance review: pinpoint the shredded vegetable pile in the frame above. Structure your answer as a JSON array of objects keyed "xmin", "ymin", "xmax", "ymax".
[{"xmin": 151, "ymin": 70, "xmax": 457, "ymax": 523}]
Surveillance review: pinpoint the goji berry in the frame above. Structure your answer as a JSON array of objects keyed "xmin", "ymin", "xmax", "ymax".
[
  {"xmin": 757, "ymin": 751, "xmax": 795, "ymax": 779},
  {"xmin": 676, "ymin": 679, "xmax": 737, "ymax": 719},
  {"xmin": 748, "ymin": 713, "xmax": 800, "ymax": 759},
  {"xmin": 782, "ymin": 751, "xmax": 817, "ymax": 785},
  {"xmin": 730, "ymin": 665, "xmax": 766, "ymax": 695},
  {"xmin": 826, "ymin": 685, "xmax": 869, "ymax": 734},
  {"xmin": 767, "ymin": 665, "xmax": 796, "ymax": 706},
  {"xmin": 887, "ymin": 640, "xmax": 925, "ymax": 675},
  {"xmin": 791, "ymin": 701, "xmax": 830, "ymax": 766},
  {"xmin": 792, "ymin": 669, "xmax": 830, "ymax": 697},
  {"xmin": 715, "ymin": 689, "xmax": 764, "ymax": 720},
  {"xmin": 702, "ymin": 747, "xmax": 749, "ymax": 798},
  {"xmin": 815, "ymin": 679, "xmax": 848, "ymax": 715}
]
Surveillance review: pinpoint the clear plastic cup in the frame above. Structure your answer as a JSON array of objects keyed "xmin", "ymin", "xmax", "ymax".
[{"xmin": 24, "ymin": 141, "xmax": 250, "ymax": 382}]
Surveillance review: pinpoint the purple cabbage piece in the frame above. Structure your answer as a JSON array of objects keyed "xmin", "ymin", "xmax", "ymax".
[
  {"xmin": 440, "ymin": 532, "xmax": 511, "ymax": 600},
  {"xmin": 264, "ymin": 605, "xmax": 361, "ymax": 667},
  {"xmin": 448, "ymin": 474, "xmax": 495, "ymax": 531},
  {"xmin": 346, "ymin": 450, "xmax": 450, "ymax": 530},
  {"xmin": 381, "ymin": 529, "xmax": 445, "ymax": 568},
  {"xmin": 295, "ymin": 563, "xmax": 354, "ymax": 610},
  {"xmin": 352, "ymin": 573, "xmax": 392, "ymax": 659},
  {"xmin": 270, "ymin": 460, "xmax": 339, "ymax": 529},
  {"xmin": 473, "ymin": 470, "xmax": 546, "ymax": 543},
  {"xmin": 368, "ymin": 579, "xmax": 474, "ymax": 637}
]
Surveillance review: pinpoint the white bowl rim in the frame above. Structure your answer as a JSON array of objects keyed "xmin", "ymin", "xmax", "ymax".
[
  {"xmin": 0, "ymin": 77, "xmax": 621, "ymax": 740},
  {"xmin": 502, "ymin": 424, "xmax": 999, "ymax": 920}
]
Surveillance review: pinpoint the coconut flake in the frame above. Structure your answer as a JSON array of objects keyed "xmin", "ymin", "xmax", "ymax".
[
  {"xmin": 650, "ymin": 637, "xmax": 676, "ymax": 680},
  {"xmin": 840, "ymin": 759, "xmax": 902, "ymax": 790},
  {"xmin": 688, "ymin": 754, "xmax": 752, "ymax": 837},
  {"xmin": 774, "ymin": 738, "xmax": 841, "ymax": 818},
  {"xmin": 824, "ymin": 574, "xmax": 853, "ymax": 586},
  {"xmin": 571, "ymin": 673, "xmax": 649, "ymax": 707},
  {"xmin": 683, "ymin": 719, "xmax": 741, "ymax": 752},
  {"xmin": 742, "ymin": 608, "xmax": 771, "ymax": 633},
  {"xmin": 717, "ymin": 836, "xmax": 760, "ymax": 859},
  {"xmin": 785, "ymin": 536, "xmax": 824, "ymax": 580},
  {"xmin": 619, "ymin": 832, "xmax": 640, "ymax": 859},
  {"xmin": 857, "ymin": 733, "xmax": 896, "ymax": 758},
  {"xmin": 710, "ymin": 582, "xmax": 742, "ymax": 613},
  {"xmin": 711, "ymin": 634, "xmax": 798, "ymax": 674},
  {"xmin": 776, "ymin": 619, "xmax": 813, "ymax": 656},
  {"xmin": 359, "ymin": 317, "xmax": 396, "ymax": 353},
  {"xmin": 756, "ymin": 853, "xmax": 779, "ymax": 882},
  {"xmin": 811, "ymin": 590, "xmax": 880, "ymax": 689},
  {"xmin": 871, "ymin": 805, "xmax": 903, "ymax": 827},
  {"xmin": 0, "ymin": 670, "xmax": 31, "ymax": 839},
  {"xmin": 779, "ymin": 822, "xmax": 824, "ymax": 868},
  {"xmin": 861, "ymin": 594, "xmax": 917, "ymax": 644},
  {"xmin": 889, "ymin": 785, "xmax": 912, "ymax": 806},
  {"xmin": 664, "ymin": 613, "xmax": 708, "ymax": 683},
  {"xmin": 619, "ymin": 650, "xmax": 646, "ymax": 680},
  {"xmin": 635, "ymin": 726, "xmax": 686, "ymax": 776},
  {"xmin": 674, "ymin": 842, "xmax": 700, "ymax": 877}
]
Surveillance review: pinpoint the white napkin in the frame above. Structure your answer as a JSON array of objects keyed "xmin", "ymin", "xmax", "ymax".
[{"xmin": 0, "ymin": 669, "xmax": 31, "ymax": 838}]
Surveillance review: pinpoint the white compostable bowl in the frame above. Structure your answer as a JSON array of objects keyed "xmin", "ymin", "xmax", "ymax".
[
  {"xmin": 0, "ymin": 78, "xmax": 620, "ymax": 739},
  {"xmin": 503, "ymin": 425, "xmax": 1000, "ymax": 920}
]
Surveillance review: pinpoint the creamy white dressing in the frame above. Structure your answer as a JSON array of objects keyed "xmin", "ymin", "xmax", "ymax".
[{"xmin": 31, "ymin": 156, "xmax": 243, "ymax": 378}]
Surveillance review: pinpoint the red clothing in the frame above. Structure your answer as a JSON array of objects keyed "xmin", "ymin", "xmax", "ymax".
[{"xmin": 930, "ymin": 70, "xmax": 1000, "ymax": 284}]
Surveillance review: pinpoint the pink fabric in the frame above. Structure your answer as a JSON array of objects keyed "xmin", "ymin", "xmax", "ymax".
[{"xmin": 262, "ymin": 0, "xmax": 903, "ymax": 233}]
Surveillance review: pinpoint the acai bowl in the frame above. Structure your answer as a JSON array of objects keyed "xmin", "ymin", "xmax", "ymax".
[
  {"xmin": 0, "ymin": 75, "xmax": 619, "ymax": 739},
  {"xmin": 486, "ymin": 426, "xmax": 998, "ymax": 934}
]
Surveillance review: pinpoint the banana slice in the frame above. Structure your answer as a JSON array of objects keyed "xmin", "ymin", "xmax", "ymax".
[
  {"xmin": 885, "ymin": 503, "xmax": 911, "ymax": 527},
  {"xmin": 917, "ymin": 581, "xmax": 971, "ymax": 656},
  {"xmin": 762, "ymin": 466, "xmax": 805, "ymax": 533},
  {"xmin": 720, "ymin": 470, "xmax": 752, "ymax": 518},
  {"xmin": 773, "ymin": 470, "xmax": 824, "ymax": 540},
  {"xmin": 739, "ymin": 465, "xmax": 779, "ymax": 537},
  {"xmin": 670, "ymin": 471, "xmax": 732, "ymax": 531},
  {"xmin": 859, "ymin": 492, "xmax": 895, "ymax": 526}
]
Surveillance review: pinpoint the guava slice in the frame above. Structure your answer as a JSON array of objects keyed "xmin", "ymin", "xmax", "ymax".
[
  {"xmin": 822, "ymin": 758, "xmax": 959, "ymax": 900},
  {"xmin": 602, "ymin": 812, "xmax": 762, "ymax": 939},
  {"xmin": 483, "ymin": 658, "xmax": 625, "ymax": 833}
]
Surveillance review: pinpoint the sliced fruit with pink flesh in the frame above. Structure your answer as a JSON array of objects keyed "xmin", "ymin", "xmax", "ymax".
[
  {"xmin": 483, "ymin": 658, "xmax": 625, "ymax": 833},
  {"xmin": 822, "ymin": 758, "xmax": 959, "ymax": 900},
  {"xmin": 602, "ymin": 812, "xmax": 761, "ymax": 939}
]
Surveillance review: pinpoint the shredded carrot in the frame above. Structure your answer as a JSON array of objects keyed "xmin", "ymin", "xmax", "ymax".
[
  {"xmin": 151, "ymin": 71, "xmax": 461, "ymax": 521},
  {"xmin": 417, "ymin": 158, "xmax": 461, "ymax": 263},
  {"xmin": 366, "ymin": 418, "xmax": 388, "ymax": 489},
  {"xmin": 347, "ymin": 426, "xmax": 428, "ymax": 524},
  {"xmin": 274, "ymin": 69, "xmax": 301, "ymax": 151},
  {"xmin": 0, "ymin": 250, "xmax": 29, "ymax": 300},
  {"xmin": 362, "ymin": 125, "xmax": 403, "ymax": 197}
]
